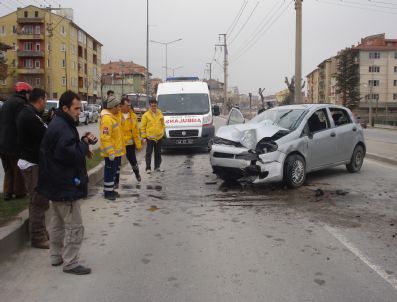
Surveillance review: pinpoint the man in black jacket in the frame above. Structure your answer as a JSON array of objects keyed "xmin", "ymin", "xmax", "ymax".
[
  {"xmin": 16, "ymin": 88, "xmax": 49, "ymax": 249},
  {"xmin": 38, "ymin": 90, "xmax": 96, "ymax": 275},
  {"xmin": 0, "ymin": 82, "xmax": 32, "ymax": 200}
]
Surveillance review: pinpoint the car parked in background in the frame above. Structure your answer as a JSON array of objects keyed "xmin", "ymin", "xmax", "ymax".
[
  {"xmin": 87, "ymin": 105, "xmax": 99, "ymax": 123},
  {"xmin": 210, "ymin": 104, "xmax": 366, "ymax": 188},
  {"xmin": 126, "ymin": 93, "xmax": 148, "ymax": 121}
]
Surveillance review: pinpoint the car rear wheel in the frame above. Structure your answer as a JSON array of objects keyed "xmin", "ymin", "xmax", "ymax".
[
  {"xmin": 346, "ymin": 145, "xmax": 364, "ymax": 173},
  {"xmin": 283, "ymin": 154, "xmax": 306, "ymax": 188}
]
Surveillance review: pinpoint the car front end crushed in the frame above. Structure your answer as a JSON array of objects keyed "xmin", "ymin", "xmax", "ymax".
[{"xmin": 210, "ymin": 138, "xmax": 286, "ymax": 184}]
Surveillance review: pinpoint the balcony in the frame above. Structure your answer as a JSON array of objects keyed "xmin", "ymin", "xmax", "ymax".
[
  {"xmin": 17, "ymin": 17, "xmax": 44, "ymax": 24},
  {"xmin": 17, "ymin": 68, "xmax": 45, "ymax": 74},
  {"xmin": 17, "ymin": 32, "xmax": 44, "ymax": 40},
  {"xmin": 17, "ymin": 50, "xmax": 45, "ymax": 58}
]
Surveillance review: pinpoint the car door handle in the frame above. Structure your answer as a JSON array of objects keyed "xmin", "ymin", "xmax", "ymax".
[
  {"xmin": 330, "ymin": 132, "xmax": 336, "ymax": 137},
  {"xmin": 352, "ymin": 127, "xmax": 357, "ymax": 131}
]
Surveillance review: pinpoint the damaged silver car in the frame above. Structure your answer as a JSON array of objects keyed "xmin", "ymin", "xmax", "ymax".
[{"xmin": 210, "ymin": 104, "xmax": 366, "ymax": 188}]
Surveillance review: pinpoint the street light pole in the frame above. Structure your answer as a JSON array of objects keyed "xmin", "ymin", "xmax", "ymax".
[
  {"xmin": 150, "ymin": 38, "xmax": 182, "ymax": 80},
  {"xmin": 145, "ymin": 0, "xmax": 149, "ymax": 97}
]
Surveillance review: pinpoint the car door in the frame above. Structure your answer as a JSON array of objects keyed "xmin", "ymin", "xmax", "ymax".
[
  {"xmin": 329, "ymin": 107, "xmax": 357, "ymax": 162},
  {"xmin": 304, "ymin": 108, "xmax": 338, "ymax": 170},
  {"xmin": 227, "ymin": 108, "xmax": 245, "ymax": 125}
]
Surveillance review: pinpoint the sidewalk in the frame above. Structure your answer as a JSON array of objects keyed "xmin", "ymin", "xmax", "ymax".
[{"xmin": 365, "ymin": 139, "xmax": 397, "ymax": 165}]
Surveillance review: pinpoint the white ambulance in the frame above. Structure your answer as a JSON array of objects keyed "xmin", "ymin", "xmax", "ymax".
[{"xmin": 156, "ymin": 77, "xmax": 220, "ymax": 150}]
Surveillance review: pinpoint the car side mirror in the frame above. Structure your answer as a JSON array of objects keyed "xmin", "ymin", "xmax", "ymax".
[{"xmin": 212, "ymin": 105, "xmax": 220, "ymax": 116}]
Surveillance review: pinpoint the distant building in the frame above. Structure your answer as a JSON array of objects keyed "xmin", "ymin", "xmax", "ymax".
[
  {"xmin": 0, "ymin": 5, "xmax": 103, "ymax": 101},
  {"xmin": 101, "ymin": 60, "xmax": 148, "ymax": 97}
]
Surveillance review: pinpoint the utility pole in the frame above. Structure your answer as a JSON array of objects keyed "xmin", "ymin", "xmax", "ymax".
[
  {"xmin": 216, "ymin": 34, "xmax": 228, "ymax": 114},
  {"xmin": 294, "ymin": 0, "xmax": 303, "ymax": 103},
  {"xmin": 145, "ymin": 0, "xmax": 150, "ymax": 97},
  {"xmin": 206, "ymin": 62, "xmax": 212, "ymax": 80},
  {"xmin": 249, "ymin": 92, "xmax": 252, "ymax": 118},
  {"xmin": 46, "ymin": 9, "xmax": 53, "ymax": 98}
]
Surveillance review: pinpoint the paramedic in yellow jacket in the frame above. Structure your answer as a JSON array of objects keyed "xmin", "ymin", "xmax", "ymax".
[
  {"xmin": 120, "ymin": 96, "xmax": 142, "ymax": 182},
  {"xmin": 140, "ymin": 97, "xmax": 165, "ymax": 173},
  {"xmin": 100, "ymin": 96, "xmax": 124, "ymax": 200}
]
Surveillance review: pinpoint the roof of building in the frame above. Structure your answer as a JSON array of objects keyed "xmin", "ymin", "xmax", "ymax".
[
  {"xmin": 102, "ymin": 60, "xmax": 146, "ymax": 76},
  {"xmin": 353, "ymin": 33, "xmax": 397, "ymax": 51}
]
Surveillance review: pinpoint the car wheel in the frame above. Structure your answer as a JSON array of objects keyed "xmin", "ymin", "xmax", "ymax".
[
  {"xmin": 346, "ymin": 145, "xmax": 364, "ymax": 173},
  {"xmin": 283, "ymin": 154, "xmax": 306, "ymax": 189}
]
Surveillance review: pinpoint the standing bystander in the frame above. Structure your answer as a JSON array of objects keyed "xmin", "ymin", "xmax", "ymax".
[
  {"xmin": 0, "ymin": 82, "xmax": 31, "ymax": 200},
  {"xmin": 38, "ymin": 90, "xmax": 96, "ymax": 275},
  {"xmin": 140, "ymin": 97, "xmax": 165, "ymax": 173},
  {"xmin": 16, "ymin": 88, "xmax": 49, "ymax": 249}
]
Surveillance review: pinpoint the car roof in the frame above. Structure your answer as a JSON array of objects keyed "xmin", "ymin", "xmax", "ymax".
[
  {"xmin": 269, "ymin": 104, "xmax": 349, "ymax": 111},
  {"xmin": 157, "ymin": 81, "xmax": 209, "ymax": 95}
]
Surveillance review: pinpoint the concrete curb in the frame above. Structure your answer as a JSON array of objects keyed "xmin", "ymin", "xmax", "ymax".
[
  {"xmin": 0, "ymin": 160, "xmax": 107, "ymax": 262},
  {"xmin": 366, "ymin": 153, "xmax": 397, "ymax": 166}
]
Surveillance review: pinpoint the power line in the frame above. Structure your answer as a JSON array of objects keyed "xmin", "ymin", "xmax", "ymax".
[
  {"xmin": 232, "ymin": 1, "xmax": 293, "ymax": 62},
  {"xmin": 226, "ymin": 0, "xmax": 248, "ymax": 36},
  {"xmin": 232, "ymin": 0, "xmax": 284, "ymax": 58},
  {"xmin": 315, "ymin": 0, "xmax": 397, "ymax": 14},
  {"xmin": 0, "ymin": 1, "xmax": 15, "ymax": 11},
  {"xmin": 340, "ymin": 0, "xmax": 397, "ymax": 10},
  {"xmin": 229, "ymin": 1, "xmax": 260, "ymax": 46}
]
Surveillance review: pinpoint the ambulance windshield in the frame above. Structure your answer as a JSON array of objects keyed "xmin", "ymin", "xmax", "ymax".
[{"xmin": 157, "ymin": 93, "xmax": 210, "ymax": 115}]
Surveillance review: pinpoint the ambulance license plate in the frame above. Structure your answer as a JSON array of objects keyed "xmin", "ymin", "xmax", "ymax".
[{"xmin": 176, "ymin": 139, "xmax": 193, "ymax": 144}]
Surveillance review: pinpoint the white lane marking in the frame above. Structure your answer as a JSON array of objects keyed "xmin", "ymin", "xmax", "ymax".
[{"xmin": 324, "ymin": 224, "xmax": 397, "ymax": 291}]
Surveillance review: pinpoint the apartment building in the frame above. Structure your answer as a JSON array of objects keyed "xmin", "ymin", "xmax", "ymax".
[{"xmin": 0, "ymin": 5, "xmax": 102, "ymax": 101}]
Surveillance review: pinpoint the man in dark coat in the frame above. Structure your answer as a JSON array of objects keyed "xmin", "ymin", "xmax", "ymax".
[
  {"xmin": 0, "ymin": 82, "xmax": 32, "ymax": 200},
  {"xmin": 16, "ymin": 88, "xmax": 49, "ymax": 249},
  {"xmin": 38, "ymin": 90, "xmax": 96, "ymax": 275}
]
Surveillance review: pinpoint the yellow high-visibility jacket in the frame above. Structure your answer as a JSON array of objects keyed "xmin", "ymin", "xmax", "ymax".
[
  {"xmin": 140, "ymin": 109, "xmax": 165, "ymax": 142},
  {"xmin": 100, "ymin": 109, "xmax": 125, "ymax": 158},
  {"xmin": 121, "ymin": 110, "xmax": 142, "ymax": 150}
]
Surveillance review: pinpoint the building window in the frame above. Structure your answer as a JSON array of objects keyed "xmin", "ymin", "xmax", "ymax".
[
  {"xmin": 395, "ymin": 52, "xmax": 397, "ymax": 59},
  {"xmin": 394, "ymin": 66, "xmax": 397, "ymax": 73},
  {"xmin": 22, "ymin": 25, "xmax": 33, "ymax": 34},
  {"xmin": 394, "ymin": 80, "xmax": 397, "ymax": 86},
  {"xmin": 369, "ymin": 66, "xmax": 380, "ymax": 73},
  {"xmin": 368, "ymin": 80, "xmax": 380, "ymax": 86},
  {"xmin": 12, "ymin": 43, "xmax": 16, "ymax": 51},
  {"xmin": 35, "ymin": 78, "xmax": 40, "ymax": 86},
  {"xmin": 35, "ymin": 25, "xmax": 41, "ymax": 35},
  {"xmin": 24, "ymin": 42, "xmax": 33, "ymax": 51},
  {"xmin": 35, "ymin": 43, "xmax": 40, "ymax": 51},
  {"xmin": 71, "ymin": 44, "xmax": 75, "ymax": 55},
  {"xmin": 366, "ymin": 93, "xmax": 379, "ymax": 100},
  {"xmin": 24, "ymin": 59, "xmax": 33, "ymax": 68},
  {"xmin": 369, "ymin": 52, "xmax": 380, "ymax": 59},
  {"xmin": 60, "ymin": 26, "xmax": 65, "ymax": 36},
  {"xmin": 12, "ymin": 25, "xmax": 16, "ymax": 34},
  {"xmin": 47, "ymin": 59, "xmax": 50, "ymax": 67},
  {"xmin": 24, "ymin": 11, "xmax": 28, "ymax": 18},
  {"xmin": 0, "ymin": 79, "xmax": 6, "ymax": 86},
  {"xmin": 61, "ymin": 76, "xmax": 66, "ymax": 87},
  {"xmin": 0, "ymin": 25, "xmax": 5, "ymax": 36},
  {"xmin": 394, "ymin": 94, "xmax": 397, "ymax": 100},
  {"xmin": 35, "ymin": 60, "xmax": 40, "ymax": 69},
  {"xmin": 61, "ymin": 59, "xmax": 65, "ymax": 68},
  {"xmin": 60, "ymin": 43, "xmax": 66, "ymax": 52},
  {"xmin": 35, "ymin": 11, "xmax": 38, "ymax": 18}
]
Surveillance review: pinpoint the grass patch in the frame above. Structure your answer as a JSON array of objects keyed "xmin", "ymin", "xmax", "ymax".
[
  {"xmin": 0, "ymin": 196, "xmax": 29, "ymax": 226},
  {"xmin": 86, "ymin": 148, "xmax": 103, "ymax": 170}
]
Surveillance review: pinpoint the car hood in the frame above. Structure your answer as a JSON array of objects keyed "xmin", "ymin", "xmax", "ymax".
[{"xmin": 216, "ymin": 123, "xmax": 290, "ymax": 143}]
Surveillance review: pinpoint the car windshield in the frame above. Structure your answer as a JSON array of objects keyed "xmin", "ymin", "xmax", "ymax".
[
  {"xmin": 45, "ymin": 102, "xmax": 57, "ymax": 111},
  {"xmin": 249, "ymin": 108, "xmax": 307, "ymax": 130},
  {"xmin": 157, "ymin": 93, "xmax": 210, "ymax": 115},
  {"xmin": 127, "ymin": 95, "xmax": 148, "ymax": 109}
]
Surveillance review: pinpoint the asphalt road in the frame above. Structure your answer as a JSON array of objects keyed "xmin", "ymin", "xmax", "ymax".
[{"xmin": 0, "ymin": 118, "xmax": 397, "ymax": 301}]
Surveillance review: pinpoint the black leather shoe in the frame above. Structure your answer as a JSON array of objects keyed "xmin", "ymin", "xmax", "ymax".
[
  {"xmin": 104, "ymin": 194, "xmax": 116, "ymax": 201},
  {"xmin": 63, "ymin": 265, "xmax": 91, "ymax": 275}
]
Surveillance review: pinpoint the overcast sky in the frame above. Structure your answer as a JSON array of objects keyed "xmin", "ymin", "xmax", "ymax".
[{"xmin": 1, "ymin": 0, "xmax": 397, "ymax": 96}]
